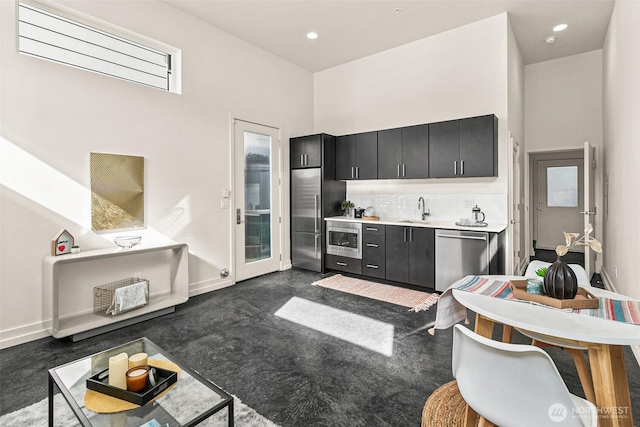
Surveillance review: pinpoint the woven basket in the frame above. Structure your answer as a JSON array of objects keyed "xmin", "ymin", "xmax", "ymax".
[{"xmin": 421, "ymin": 380, "xmax": 479, "ymax": 427}]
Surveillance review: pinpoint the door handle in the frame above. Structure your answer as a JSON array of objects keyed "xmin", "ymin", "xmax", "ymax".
[
  {"xmin": 236, "ymin": 208, "xmax": 243, "ymax": 224},
  {"xmin": 538, "ymin": 207, "xmax": 547, "ymax": 211},
  {"xmin": 579, "ymin": 210, "xmax": 596, "ymax": 215},
  {"xmin": 314, "ymin": 234, "xmax": 318, "ymax": 259},
  {"xmin": 314, "ymin": 194, "xmax": 319, "ymax": 233},
  {"xmin": 510, "ymin": 219, "xmax": 518, "ymax": 224}
]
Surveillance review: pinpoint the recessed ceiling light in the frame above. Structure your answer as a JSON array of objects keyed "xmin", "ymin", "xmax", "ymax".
[
  {"xmin": 553, "ymin": 24, "xmax": 568, "ymax": 32},
  {"xmin": 306, "ymin": 32, "xmax": 318, "ymax": 40},
  {"xmin": 545, "ymin": 36, "xmax": 556, "ymax": 44}
]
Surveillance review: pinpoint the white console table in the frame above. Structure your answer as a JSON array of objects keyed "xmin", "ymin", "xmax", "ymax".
[{"xmin": 43, "ymin": 243, "xmax": 189, "ymax": 341}]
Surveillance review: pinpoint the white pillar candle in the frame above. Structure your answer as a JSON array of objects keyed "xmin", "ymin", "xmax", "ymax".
[
  {"xmin": 128, "ymin": 352, "xmax": 148, "ymax": 369},
  {"xmin": 108, "ymin": 352, "xmax": 128, "ymax": 390}
]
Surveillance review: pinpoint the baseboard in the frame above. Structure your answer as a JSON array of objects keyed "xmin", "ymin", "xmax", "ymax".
[
  {"xmin": 282, "ymin": 260, "xmax": 292, "ymax": 270},
  {"xmin": 0, "ymin": 322, "xmax": 50, "ymax": 350},
  {"xmin": 188, "ymin": 278, "xmax": 234, "ymax": 297},
  {"xmin": 599, "ymin": 266, "xmax": 617, "ymax": 293}
]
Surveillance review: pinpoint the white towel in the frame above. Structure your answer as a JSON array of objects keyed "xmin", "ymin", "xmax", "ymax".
[{"xmin": 107, "ymin": 281, "xmax": 147, "ymax": 315}]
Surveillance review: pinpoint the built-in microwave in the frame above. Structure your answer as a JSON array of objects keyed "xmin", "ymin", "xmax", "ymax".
[{"xmin": 326, "ymin": 221, "xmax": 362, "ymax": 259}]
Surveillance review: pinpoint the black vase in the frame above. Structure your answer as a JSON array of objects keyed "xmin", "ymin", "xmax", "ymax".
[{"xmin": 543, "ymin": 257, "xmax": 578, "ymax": 299}]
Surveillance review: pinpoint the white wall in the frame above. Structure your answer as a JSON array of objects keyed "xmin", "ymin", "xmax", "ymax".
[
  {"xmin": 602, "ymin": 0, "xmax": 640, "ymax": 298},
  {"xmin": 0, "ymin": 0, "xmax": 313, "ymax": 347},
  {"xmin": 313, "ymin": 13, "xmax": 510, "ymax": 215},
  {"xmin": 524, "ymin": 50, "xmax": 603, "ymax": 267},
  {"xmin": 507, "ymin": 16, "xmax": 526, "ymax": 272}
]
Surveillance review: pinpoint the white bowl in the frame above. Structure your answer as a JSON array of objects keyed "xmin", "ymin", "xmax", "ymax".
[{"xmin": 114, "ymin": 236, "xmax": 142, "ymax": 249}]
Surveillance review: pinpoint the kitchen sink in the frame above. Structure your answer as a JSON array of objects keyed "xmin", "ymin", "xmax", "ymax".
[{"xmin": 398, "ymin": 219, "xmax": 430, "ymax": 224}]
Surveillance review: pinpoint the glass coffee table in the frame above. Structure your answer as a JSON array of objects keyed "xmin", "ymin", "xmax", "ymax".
[{"xmin": 48, "ymin": 337, "xmax": 234, "ymax": 426}]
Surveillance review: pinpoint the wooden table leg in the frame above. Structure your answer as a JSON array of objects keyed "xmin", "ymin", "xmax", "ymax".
[
  {"xmin": 588, "ymin": 344, "xmax": 633, "ymax": 427},
  {"xmin": 502, "ymin": 324, "xmax": 513, "ymax": 343},
  {"xmin": 565, "ymin": 348, "xmax": 596, "ymax": 404}
]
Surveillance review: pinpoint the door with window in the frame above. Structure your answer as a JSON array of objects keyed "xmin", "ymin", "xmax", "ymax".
[
  {"xmin": 233, "ymin": 120, "xmax": 281, "ymax": 282},
  {"xmin": 534, "ymin": 158, "xmax": 584, "ymax": 251}
]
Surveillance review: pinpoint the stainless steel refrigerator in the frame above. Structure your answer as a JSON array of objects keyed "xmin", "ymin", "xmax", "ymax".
[{"xmin": 290, "ymin": 134, "xmax": 345, "ymax": 272}]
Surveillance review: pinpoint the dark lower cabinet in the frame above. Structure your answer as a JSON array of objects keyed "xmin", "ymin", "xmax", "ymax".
[
  {"xmin": 386, "ymin": 225, "xmax": 435, "ymax": 288},
  {"xmin": 362, "ymin": 224, "xmax": 385, "ymax": 279},
  {"xmin": 325, "ymin": 254, "xmax": 362, "ymax": 275}
]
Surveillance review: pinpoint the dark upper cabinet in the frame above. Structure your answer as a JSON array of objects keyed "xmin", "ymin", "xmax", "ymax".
[
  {"xmin": 336, "ymin": 132, "xmax": 377, "ymax": 180},
  {"xmin": 385, "ymin": 225, "xmax": 435, "ymax": 288},
  {"xmin": 459, "ymin": 115, "xmax": 498, "ymax": 177},
  {"xmin": 378, "ymin": 125, "xmax": 429, "ymax": 179},
  {"xmin": 377, "ymin": 128, "xmax": 402, "ymax": 179},
  {"xmin": 291, "ymin": 134, "xmax": 322, "ymax": 169},
  {"xmin": 429, "ymin": 114, "xmax": 497, "ymax": 178},
  {"xmin": 401, "ymin": 124, "xmax": 429, "ymax": 179},
  {"xmin": 429, "ymin": 119, "xmax": 460, "ymax": 178}
]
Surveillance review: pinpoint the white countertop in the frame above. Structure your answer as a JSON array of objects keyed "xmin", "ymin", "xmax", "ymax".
[
  {"xmin": 452, "ymin": 287, "xmax": 640, "ymax": 345},
  {"xmin": 324, "ymin": 216, "xmax": 507, "ymax": 233}
]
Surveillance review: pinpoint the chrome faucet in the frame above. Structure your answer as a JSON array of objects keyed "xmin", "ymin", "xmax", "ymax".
[{"xmin": 418, "ymin": 197, "xmax": 430, "ymax": 220}]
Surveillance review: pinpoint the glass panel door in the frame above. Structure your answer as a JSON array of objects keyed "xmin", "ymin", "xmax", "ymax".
[
  {"xmin": 244, "ymin": 131, "xmax": 272, "ymax": 262},
  {"xmin": 233, "ymin": 120, "xmax": 281, "ymax": 282}
]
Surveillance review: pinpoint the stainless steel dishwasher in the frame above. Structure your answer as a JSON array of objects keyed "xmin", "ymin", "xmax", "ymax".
[{"xmin": 435, "ymin": 229, "xmax": 490, "ymax": 292}]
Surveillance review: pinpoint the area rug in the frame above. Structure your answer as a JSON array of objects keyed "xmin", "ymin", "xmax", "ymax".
[
  {"xmin": 0, "ymin": 390, "xmax": 280, "ymax": 427},
  {"xmin": 421, "ymin": 380, "xmax": 479, "ymax": 427},
  {"xmin": 312, "ymin": 274, "xmax": 439, "ymax": 312}
]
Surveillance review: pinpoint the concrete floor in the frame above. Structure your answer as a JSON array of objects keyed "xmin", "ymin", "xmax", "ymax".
[{"xmin": 1, "ymin": 268, "xmax": 639, "ymax": 426}]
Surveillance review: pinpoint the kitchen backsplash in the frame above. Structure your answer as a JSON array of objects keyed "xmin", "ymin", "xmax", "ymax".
[{"xmin": 346, "ymin": 193, "xmax": 507, "ymax": 224}]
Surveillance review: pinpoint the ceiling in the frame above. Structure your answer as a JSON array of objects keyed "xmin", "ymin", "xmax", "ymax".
[{"xmin": 164, "ymin": 0, "xmax": 615, "ymax": 73}]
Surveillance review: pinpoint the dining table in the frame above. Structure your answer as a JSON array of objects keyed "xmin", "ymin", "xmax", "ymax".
[{"xmin": 438, "ymin": 276, "xmax": 640, "ymax": 427}]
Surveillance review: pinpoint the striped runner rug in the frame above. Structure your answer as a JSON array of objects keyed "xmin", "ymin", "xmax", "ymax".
[{"xmin": 312, "ymin": 274, "xmax": 439, "ymax": 312}]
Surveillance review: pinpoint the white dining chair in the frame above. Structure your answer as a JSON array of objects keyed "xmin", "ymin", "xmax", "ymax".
[
  {"xmin": 452, "ymin": 324, "xmax": 597, "ymax": 427},
  {"xmin": 520, "ymin": 260, "xmax": 595, "ymax": 402}
]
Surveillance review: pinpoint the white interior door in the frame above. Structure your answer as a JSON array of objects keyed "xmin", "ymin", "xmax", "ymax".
[
  {"xmin": 233, "ymin": 119, "xmax": 281, "ymax": 282},
  {"xmin": 583, "ymin": 141, "xmax": 596, "ymax": 279},
  {"xmin": 535, "ymin": 158, "xmax": 584, "ymax": 250}
]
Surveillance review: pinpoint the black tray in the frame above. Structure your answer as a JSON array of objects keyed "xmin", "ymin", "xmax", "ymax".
[{"xmin": 86, "ymin": 365, "xmax": 178, "ymax": 406}]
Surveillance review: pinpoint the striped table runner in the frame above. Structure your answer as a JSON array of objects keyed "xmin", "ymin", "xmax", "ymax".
[
  {"xmin": 430, "ymin": 275, "xmax": 640, "ymax": 334},
  {"xmin": 574, "ymin": 298, "xmax": 640, "ymax": 324}
]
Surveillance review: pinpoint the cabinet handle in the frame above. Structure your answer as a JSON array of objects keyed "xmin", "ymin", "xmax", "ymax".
[
  {"xmin": 351, "ymin": 167, "xmax": 354, "ymax": 179},
  {"xmin": 461, "ymin": 160, "xmax": 464, "ymax": 175},
  {"xmin": 356, "ymin": 166, "xmax": 359, "ymax": 179},
  {"xmin": 366, "ymin": 227, "xmax": 378, "ymax": 231},
  {"xmin": 403, "ymin": 228, "xmax": 407, "ymax": 242},
  {"xmin": 336, "ymin": 261, "xmax": 347, "ymax": 266},
  {"xmin": 402, "ymin": 164, "xmax": 406, "ymax": 177},
  {"xmin": 397, "ymin": 164, "xmax": 401, "ymax": 178},
  {"xmin": 454, "ymin": 161, "xmax": 457, "ymax": 176},
  {"xmin": 366, "ymin": 264, "xmax": 379, "ymax": 269},
  {"xmin": 300, "ymin": 154, "xmax": 304, "ymax": 166},
  {"xmin": 366, "ymin": 243, "xmax": 379, "ymax": 248},
  {"xmin": 409, "ymin": 228, "xmax": 413, "ymax": 242}
]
